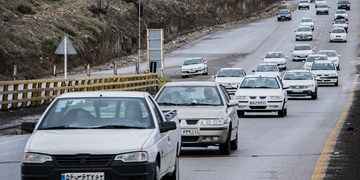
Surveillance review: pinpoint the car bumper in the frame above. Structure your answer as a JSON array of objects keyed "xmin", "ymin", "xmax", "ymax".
[
  {"xmin": 293, "ymin": 55, "xmax": 309, "ymax": 60},
  {"xmin": 316, "ymin": 77, "xmax": 338, "ymax": 85},
  {"xmin": 181, "ymin": 125, "xmax": 229, "ymax": 146},
  {"xmin": 181, "ymin": 69, "xmax": 206, "ymax": 76},
  {"xmin": 287, "ymin": 88, "xmax": 316, "ymax": 97},
  {"xmin": 237, "ymin": 101, "xmax": 285, "ymax": 112},
  {"xmin": 330, "ymin": 37, "xmax": 346, "ymax": 42},
  {"xmin": 22, "ymin": 161, "xmax": 156, "ymax": 180},
  {"xmin": 296, "ymin": 35, "xmax": 313, "ymax": 40}
]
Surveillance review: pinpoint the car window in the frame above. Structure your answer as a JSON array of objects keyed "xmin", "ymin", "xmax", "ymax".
[
  {"xmin": 217, "ymin": 69, "xmax": 245, "ymax": 77},
  {"xmin": 240, "ymin": 77, "xmax": 279, "ymax": 89},
  {"xmin": 148, "ymin": 97, "xmax": 165, "ymax": 124},
  {"xmin": 295, "ymin": 45, "xmax": 311, "ymax": 50},
  {"xmin": 283, "ymin": 72, "xmax": 313, "ymax": 80},
  {"xmin": 311, "ymin": 63, "xmax": 336, "ymax": 70},
  {"xmin": 184, "ymin": 58, "xmax": 203, "ymax": 65},
  {"xmin": 332, "ymin": 28, "xmax": 345, "ymax": 33}
]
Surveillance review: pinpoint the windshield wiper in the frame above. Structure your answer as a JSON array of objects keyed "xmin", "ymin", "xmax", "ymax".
[
  {"xmin": 240, "ymin": 86, "xmax": 254, "ymax": 88},
  {"xmin": 40, "ymin": 126, "xmax": 87, "ymax": 130},
  {"xmin": 157, "ymin": 102, "xmax": 182, "ymax": 106},
  {"xmin": 92, "ymin": 125, "xmax": 146, "ymax": 129}
]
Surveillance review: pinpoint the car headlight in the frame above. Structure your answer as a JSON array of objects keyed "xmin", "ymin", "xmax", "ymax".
[
  {"xmin": 234, "ymin": 96, "xmax": 247, "ymax": 100},
  {"xmin": 201, "ymin": 119, "xmax": 226, "ymax": 125},
  {"xmin": 23, "ymin": 152, "xmax": 53, "ymax": 163},
  {"xmin": 329, "ymin": 73, "xmax": 338, "ymax": 77},
  {"xmin": 306, "ymin": 84, "xmax": 315, "ymax": 88},
  {"xmin": 269, "ymin": 96, "xmax": 282, "ymax": 100},
  {"xmin": 115, "ymin": 152, "xmax": 148, "ymax": 162}
]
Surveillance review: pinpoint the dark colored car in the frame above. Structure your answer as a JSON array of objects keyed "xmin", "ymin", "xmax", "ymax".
[
  {"xmin": 277, "ymin": 9, "xmax": 292, "ymax": 21},
  {"xmin": 337, "ymin": 0, "xmax": 351, "ymax": 10}
]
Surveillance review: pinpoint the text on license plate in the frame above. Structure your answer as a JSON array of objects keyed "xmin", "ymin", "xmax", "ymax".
[
  {"xmin": 250, "ymin": 101, "xmax": 266, "ymax": 105},
  {"xmin": 61, "ymin": 172, "xmax": 104, "ymax": 180},
  {"xmin": 181, "ymin": 129, "xmax": 198, "ymax": 135}
]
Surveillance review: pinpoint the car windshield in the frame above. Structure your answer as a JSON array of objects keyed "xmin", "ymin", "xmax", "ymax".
[
  {"xmin": 301, "ymin": 19, "xmax": 312, "ymax": 22},
  {"xmin": 318, "ymin": 5, "xmax": 328, "ymax": 8},
  {"xmin": 306, "ymin": 56, "xmax": 327, "ymax": 62},
  {"xmin": 217, "ymin": 69, "xmax": 245, "ymax": 77},
  {"xmin": 265, "ymin": 53, "xmax": 285, "ymax": 58},
  {"xmin": 156, "ymin": 86, "xmax": 223, "ymax": 106},
  {"xmin": 295, "ymin": 45, "xmax": 311, "ymax": 50},
  {"xmin": 183, "ymin": 58, "xmax": 203, "ymax": 65},
  {"xmin": 38, "ymin": 98, "xmax": 155, "ymax": 130},
  {"xmin": 311, "ymin": 63, "xmax": 336, "ymax": 70},
  {"xmin": 240, "ymin": 77, "xmax": 280, "ymax": 89},
  {"xmin": 319, "ymin": 51, "xmax": 337, "ymax": 57},
  {"xmin": 283, "ymin": 72, "xmax": 313, "ymax": 80},
  {"xmin": 300, "ymin": 0, "xmax": 308, "ymax": 3},
  {"xmin": 336, "ymin": 11, "xmax": 346, "ymax": 14},
  {"xmin": 297, "ymin": 27, "xmax": 311, "ymax": 31},
  {"xmin": 334, "ymin": 20, "xmax": 346, "ymax": 24},
  {"xmin": 332, "ymin": 28, "xmax": 345, "ymax": 33},
  {"xmin": 279, "ymin": 10, "xmax": 290, "ymax": 14},
  {"xmin": 256, "ymin": 65, "xmax": 278, "ymax": 72}
]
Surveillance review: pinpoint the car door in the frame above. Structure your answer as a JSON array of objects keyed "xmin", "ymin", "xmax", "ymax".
[
  {"xmin": 147, "ymin": 96, "xmax": 176, "ymax": 174},
  {"xmin": 218, "ymin": 85, "xmax": 239, "ymax": 138}
]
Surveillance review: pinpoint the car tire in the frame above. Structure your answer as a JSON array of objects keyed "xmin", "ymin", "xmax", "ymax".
[
  {"xmin": 316, "ymin": 12, "xmax": 318, "ymax": 15},
  {"xmin": 230, "ymin": 131, "xmax": 238, "ymax": 150},
  {"xmin": 237, "ymin": 110, "xmax": 244, "ymax": 117},
  {"xmin": 154, "ymin": 161, "xmax": 161, "ymax": 180},
  {"xmin": 278, "ymin": 102, "xmax": 286, "ymax": 117},
  {"xmin": 205, "ymin": 68, "xmax": 208, "ymax": 75},
  {"xmin": 163, "ymin": 156, "xmax": 179, "ymax": 180},
  {"xmin": 335, "ymin": 81, "xmax": 339, "ymax": 86},
  {"xmin": 219, "ymin": 130, "xmax": 231, "ymax": 155},
  {"xmin": 311, "ymin": 94, "xmax": 317, "ymax": 100}
]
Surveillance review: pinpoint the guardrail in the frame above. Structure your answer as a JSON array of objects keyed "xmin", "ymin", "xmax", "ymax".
[{"xmin": 0, "ymin": 73, "xmax": 158, "ymax": 110}]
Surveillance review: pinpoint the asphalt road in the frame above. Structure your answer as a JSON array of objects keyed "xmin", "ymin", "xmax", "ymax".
[{"xmin": 0, "ymin": 0, "xmax": 359, "ymax": 179}]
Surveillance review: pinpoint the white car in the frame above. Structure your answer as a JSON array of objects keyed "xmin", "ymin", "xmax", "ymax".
[
  {"xmin": 298, "ymin": 0, "xmax": 310, "ymax": 9},
  {"xmin": 282, "ymin": 70, "xmax": 318, "ymax": 99},
  {"xmin": 20, "ymin": 91, "xmax": 181, "ymax": 180},
  {"xmin": 318, "ymin": 50, "xmax": 341, "ymax": 70},
  {"xmin": 155, "ymin": 81, "xmax": 240, "ymax": 155},
  {"xmin": 253, "ymin": 63, "xmax": 281, "ymax": 77},
  {"xmin": 291, "ymin": 44, "xmax": 314, "ymax": 61},
  {"xmin": 299, "ymin": 17, "xmax": 315, "ymax": 30},
  {"xmin": 295, "ymin": 26, "xmax": 313, "ymax": 41},
  {"xmin": 303, "ymin": 54, "xmax": 328, "ymax": 70},
  {"xmin": 329, "ymin": 27, "xmax": 347, "ymax": 42},
  {"xmin": 310, "ymin": 60, "xmax": 339, "ymax": 86},
  {"xmin": 333, "ymin": 19, "xmax": 348, "ymax": 32},
  {"xmin": 262, "ymin": 51, "xmax": 288, "ymax": 70},
  {"xmin": 316, "ymin": 4, "xmax": 329, "ymax": 14},
  {"xmin": 334, "ymin": 9, "xmax": 348, "ymax": 20},
  {"xmin": 180, "ymin": 57, "xmax": 208, "ymax": 78},
  {"xmin": 213, "ymin": 68, "xmax": 247, "ymax": 95},
  {"xmin": 234, "ymin": 75, "xmax": 288, "ymax": 117}
]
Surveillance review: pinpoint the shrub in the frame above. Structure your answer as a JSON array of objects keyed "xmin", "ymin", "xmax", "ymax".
[{"xmin": 16, "ymin": 4, "xmax": 33, "ymax": 15}]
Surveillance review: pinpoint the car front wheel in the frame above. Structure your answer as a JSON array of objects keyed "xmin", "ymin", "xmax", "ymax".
[
  {"xmin": 219, "ymin": 130, "xmax": 231, "ymax": 155},
  {"xmin": 231, "ymin": 131, "xmax": 238, "ymax": 150},
  {"xmin": 163, "ymin": 156, "xmax": 179, "ymax": 180},
  {"xmin": 278, "ymin": 103, "xmax": 287, "ymax": 117}
]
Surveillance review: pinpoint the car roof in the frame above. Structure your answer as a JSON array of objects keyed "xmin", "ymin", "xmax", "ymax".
[
  {"xmin": 57, "ymin": 91, "xmax": 148, "ymax": 99},
  {"xmin": 245, "ymin": 74, "xmax": 279, "ymax": 78},
  {"xmin": 295, "ymin": 44, "xmax": 311, "ymax": 47},
  {"xmin": 308, "ymin": 54, "xmax": 327, "ymax": 57},
  {"xmin": 318, "ymin": 50, "xmax": 337, "ymax": 53},
  {"xmin": 258, "ymin": 63, "xmax": 278, "ymax": 66},
  {"xmin": 163, "ymin": 81, "xmax": 217, "ymax": 87},
  {"xmin": 301, "ymin": 17, "xmax": 313, "ymax": 20},
  {"xmin": 331, "ymin": 27, "xmax": 346, "ymax": 30},
  {"xmin": 285, "ymin": 69, "xmax": 311, "ymax": 73},
  {"xmin": 265, "ymin": 51, "xmax": 284, "ymax": 54},
  {"xmin": 185, "ymin": 57, "xmax": 203, "ymax": 60},
  {"xmin": 313, "ymin": 60, "xmax": 334, "ymax": 64},
  {"xmin": 297, "ymin": 26, "xmax": 312, "ymax": 29}
]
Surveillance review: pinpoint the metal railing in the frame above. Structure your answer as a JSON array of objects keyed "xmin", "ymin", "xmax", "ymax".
[{"xmin": 0, "ymin": 73, "xmax": 158, "ymax": 110}]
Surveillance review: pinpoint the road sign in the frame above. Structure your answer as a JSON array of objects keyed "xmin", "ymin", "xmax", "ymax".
[
  {"xmin": 147, "ymin": 29, "xmax": 163, "ymax": 73},
  {"xmin": 55, "ymin": 36, "xmax": 77, "ymax": 79}
]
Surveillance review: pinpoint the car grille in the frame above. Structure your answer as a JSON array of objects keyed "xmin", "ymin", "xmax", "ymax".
[
  {"xmin": 182, "ymin": 136, "xmax": 199, "ymax": 142},
  {"xmin": 249, "ymin": 96, "xmax": 267, "ymax": 99},
  {"xmin": 53, "ymin": 155, "xmax": 113, "ymax": 167},
  {"xmin": 250, "ymin": 106, "xmax": 267, "ymax": 109},
  {"xmin": 186, "ymin": 120, "xmax": 199, "ymax": 125},
  {"xmin": 289, "ymin": 85, "xmax": 306, "ymax": 89}
]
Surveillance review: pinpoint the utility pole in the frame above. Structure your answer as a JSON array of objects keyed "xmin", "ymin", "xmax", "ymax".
[{"xmin": 137, "ymin": 0, "xmax": 141, "ymax": 74}]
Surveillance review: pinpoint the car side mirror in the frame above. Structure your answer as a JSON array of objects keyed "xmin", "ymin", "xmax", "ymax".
[
  {"xmin": 228, "ymin": 100, "xmax": 239, "ymax": 107},
  {"xmin": 160, "ymin": 121, "xmax": 177, "ymax": 133},
  {"xmin": 285, "ymin": 56, "xmax": 289, "ymax": 59},
  {"xmin": 212, "ymin": 75, "xmax": 216, "ymax": 78},
  {"xmin": 283, "ymin": 85, "xmax": 289, "ymax": 89},
  {"xmin": 179, "ymin": 65, "xmax": 183, "ymax": 67},
  {"xmin": 261, "ymin": 57, "xmax": 265, "ymax": 59},
  {"xmin": 290, "ymin": 49, "xmax": 294, "ymax": 51},
  {"xmin": 21, "ymin": 122, "xmax": 36, "ymax": 133},
  {"xmin": 204, "ymin": 62, "xmax": 207, "ymax": 64},
  {"xmin": 252, "ymin": 69, "xmax": 255, "ymax": 72},
  {"xmin": 338, "ymin": 54, "xmax": 341, "ymax": 57}
]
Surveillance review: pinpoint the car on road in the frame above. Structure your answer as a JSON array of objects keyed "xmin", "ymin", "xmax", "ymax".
[
  {"xmin": 318, "ymin": 50, "xmax": 341, "ymax": 70},
  {"xmin": 298, "ymin": 0, "xmax": 310, "ymax": 9},
  {"xmin": 282, "ymin": 70, "xmax": 318, "ymax": 99},
  {"xmin": 277, "ymin": 9, "xmax": 292, "ymax": 21},
  {"xmin": 316, "ymin": 4, "xmax": 329, "ymax": 15},
  {"xmin": 262, "ymin": 51, "xmax": 288, "ymax": 70},
  {"xmin": 315, "ymin": 0, "xmax": 327, "ymax": 7},
  {"xmin": 20, "ymin": 91, "xmax": 181, "ymax": 180},
  {"xmin": 155, "ymin": 81, "xmax": 240, "ymax": 155},
  {"xmin": 333, "ymin": 19, "xmax": 348, "ymax": 32},
  {"xmin": 234, "ymin": 75, "xmax": 288, "ymax": 117},
  {"xmin": 295, "ymin": 26, "xmax": 313, "ymax": 41},
  {"xmin": 213, "ymin": 68, "xmax": 247, "ymax": 96},
  {"xmin": 253, "ymin": 63, "xmax": 281, "ymax": 77},
  {"xmin": 337, "ymin": 0, "xmax": 351, "ymax": 10},
  {"xmin": 303, "ymin": 54, "xmax": 328, "ymax": 70},
  {"xmin": 180, "ymin": 57, "xmax": 208, "ymax": 78},
  {"xmin": 329, "ymin": 27, "xmax": 347, "ymax": 42},
  {"xmin": 334, "ymin": 9, "xmax": 349, "ymax": 20},
  {"xmin": 291, "ymin": 44, "xmax": 314, "ymax": 61},
  {"xmin": 310, "ymin": 60, "xmax": 339, "ymax": 86},
  {"xmin": 299, "ymin": 17, "xmax": 315, "ymax": 30}
]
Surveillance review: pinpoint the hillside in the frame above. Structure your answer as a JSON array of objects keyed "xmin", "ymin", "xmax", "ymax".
[{"xmin": 0, "ymin": 0, "xmax": 279, "ymax": 80}]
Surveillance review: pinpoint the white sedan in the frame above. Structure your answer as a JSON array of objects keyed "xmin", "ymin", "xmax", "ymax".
[
  {"xmin": 291, "ymin": 44, "xmax": 314, "ymax": 61},
  {"xmin": 253, "ymin": 63, "xmax": 281, "ymax": 77},
  {"xmin": 318, "ymin": 50, "xmax": 341, "ymax": 70},
  {"xmin": 310, "ymin": 60, "xmax": 339, "ymax": 86},
  {"xmin": 295, "ymin": 26, "xmax": 313, "ymax": 41},
  {"xmin": 282, "ymin": 70, "xmax": 318, "ymax": 99},
  {"xmin": 213, "ymin": 68, "xmax": 247, "ymax": 95},
  {"xmin": 234, "ymin": 75, "xmax": 288, "ymax": 117},
  {"xmin": 180, "ymin": 57, "xmax": 208, "ymax": 78},
  {"xmin": 299, "ymin": 17, "xmax": 315, "ymax": 30},
  {"xmin": 334, "ymin": 9, "xmax": 348, "ymax": 20},
  {"xmin": 333, "ymin": 19, "xmax": 348, "ymax": 32},
  {"xmin": 329, "ymin": 27, "xmax": 347, "ymax": 42},
  {"xmin": 303, "ymin": 54, "xmax": 328, "ymax": 70},
  {"xmin": 262, "ymin": 51, "xmax": 288, "ymax": 70}
]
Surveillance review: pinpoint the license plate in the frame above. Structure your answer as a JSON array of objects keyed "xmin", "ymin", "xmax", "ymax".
[
  {"xmin": 250, "ymin": 101, "xmax": 266, "ymax": 105},
  {"xmin": 181, "ymin": 129, "xmax": 198, "ymax": 136},
  {"xmin": 293, "ymin": 90, "xmax": 303, "ymax": 93},
  {"xmin": 61, "ymin": 172, "xmax": 105, "ymax": 180}
]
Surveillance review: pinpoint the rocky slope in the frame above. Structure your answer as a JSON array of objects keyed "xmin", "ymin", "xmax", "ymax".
[{"xmin": 0, "ymin": 0, "xmax": 279, "ymax": 80}]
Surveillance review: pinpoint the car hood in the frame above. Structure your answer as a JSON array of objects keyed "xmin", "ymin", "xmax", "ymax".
[
  {"xmin": 311, "ymin": 70, "xmax": 338, "ymax": 75},
  {"xmin": 296, "ymin": 31, "xmax": 313, "ymax": 35},
  {"xmin": 283, "ymin": 80, "xmax": 315, "ymax": 86},
  {"xmin": 25, "ymin": 129, "xmax": 155, "ymax": 154},
  {"xmin": 263, "ymin": 58, "xmax": 286, "ymax": 63},
  {"xmin": 159, "ymin": 106, "xmax": 224, "ymax": 119},
  {"xmin": 330, "ymin": 32, "xmax": 346, "ymax": 36},
  {"xmin": 215, "ymin": 77, "xmax": 244, "ymax": 84},
  {"xmin": 255, "ymin": 72, "xmax": 281, "ymax": 76},
  {"xmin": 235, "ymin": 89, "xmax": 283, "ymax": 96},
  {"xmin": 293, "ymin": 50, "xmax": 313, "ymax": 55},
  {"xmin": 300, "ymin": 22, "xmax": 314, "ymax": 26},
  {"xmin": 182, "ymin": 64, "xmax": 205, "ymax": 70}
]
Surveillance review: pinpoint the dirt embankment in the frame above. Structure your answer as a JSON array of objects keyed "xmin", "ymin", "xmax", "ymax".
[{"xmin": 0, "ymin": 0, "xmax": 279, "ymax": 80}]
